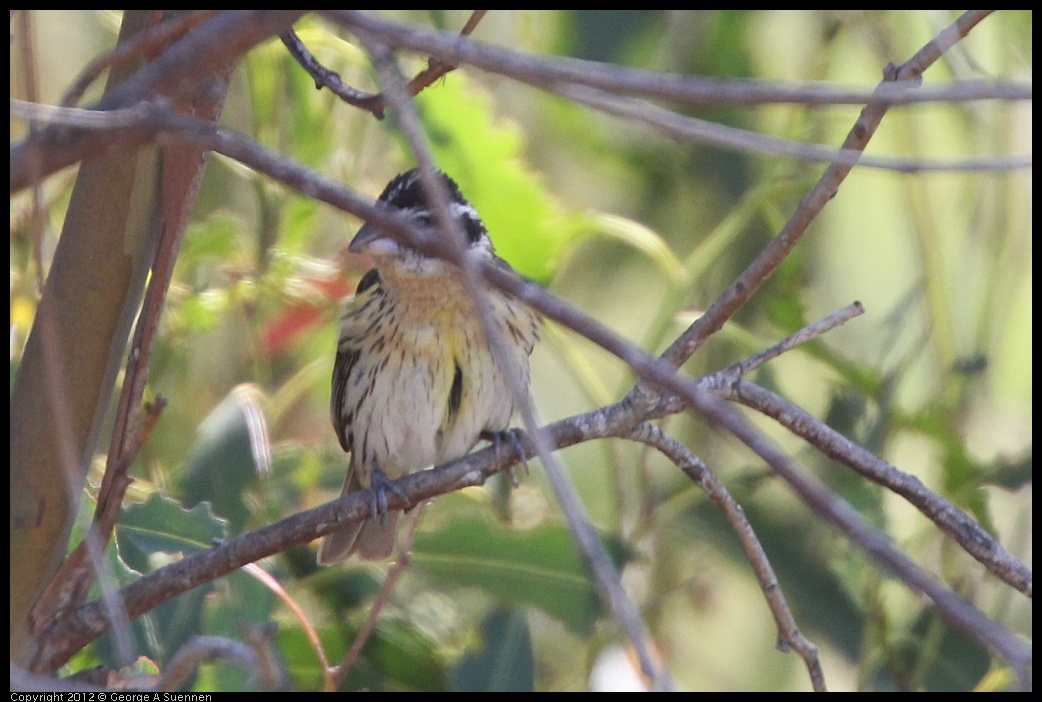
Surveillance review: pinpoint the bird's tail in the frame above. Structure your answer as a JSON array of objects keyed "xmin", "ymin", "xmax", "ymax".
[
  {"xmin": 317, "ymin": 465, "xmax": 400, "ymax": 564},
  {"xmin": 317, "ymin": 511, "xmax": 400, "ymax": 564}
]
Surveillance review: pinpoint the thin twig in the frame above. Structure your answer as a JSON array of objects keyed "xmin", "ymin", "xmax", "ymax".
[
  {"xmin": 685, "ymin": 388, "xmax": 1032, "ymax": 690},
  {"xmin": 724, "ymin": 380, "xmax": 1033, "ymax": 597},
  {"xmin": 548, "ymin": 81, "xmax": 1030, "ymax": 173},
  {"xmin": 22, "ymin": 12, "xmax": 1029, "ymax": 686},
  {"xmin": 404, "ymin": 10, "xmax": 487, "ymax": 98},
  {"xmin": 10, "ymin": 99, "xmax": 720, "ymax": 430},
  {"xmin": 10, "ymin": 10, "xmax": 308, "ymax": 194},
  {"xmin": 325, "ymin": 11, "xmax": 1030, "ymax": 106},
  {"xmin": 635, "ymin": 10, "xmax": 999, "ymax": 401},
  {"xmin": 333, "ymin": 503, "xmax": 428, "ymax": 690},
  {"xmin": 33, "ymin": 372, "xmax": 1030, "ymax": 684},
  {"xmin": 28, "ymin": 399, "xmax": 164, "ymax": 637},
  {"xmin": 13, "ymin": 11, "xmax": 1029, "ymax": 193},
  {"xmin": 729, "ymin": 301, "xmax": 865, "ymax": 377},
  {"xmin": 358, "ymin": 33, "xmax": 676, "ymax": 692},
  {"xmin": 626, "ymin": 422, "xmax": 827, "ymax": 692},
  {"xmin": 281, "ymin": 10, "xmax": 488, "ymax": 118},
  {"xmin": 280, "ymin": 27, "xmax": 384, "ymax": 114},
  {"xmin": 21, "ymin": 96, "xmax": 1030, "ymax": 601},
  {"xmin": 18, "ymin": 99, "xmax": 1028, "ymax": 608},
  {"xmin": 28, "ymin": 31, "xmax": 231, "ymax": 643},
  {"xmin": 27, "ymin": 375, "xmax": 635, "ymax": 672},
  {"xmin": 159, "ymin": 631, "xmax": 281, "ymax": 691},
  {"xmin": 635, "ymin": 301, "xmax": 1032, "ymax": 596}
]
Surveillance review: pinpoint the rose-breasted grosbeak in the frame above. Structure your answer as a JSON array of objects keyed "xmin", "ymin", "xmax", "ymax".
[{"xmin": 318, "ymin": 169, "xmax": 541, "ymax": 563}]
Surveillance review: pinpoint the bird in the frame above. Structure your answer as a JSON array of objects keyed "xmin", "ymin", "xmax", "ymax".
[{"xmin": 317, "ymin": 168, "xmax": 541, "ymax": 564}]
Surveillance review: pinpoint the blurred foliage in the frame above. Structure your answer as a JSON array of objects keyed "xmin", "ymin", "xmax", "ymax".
[{"xmin": 10, "ymin": 10, "xmax": 1031, "ymax": 692}]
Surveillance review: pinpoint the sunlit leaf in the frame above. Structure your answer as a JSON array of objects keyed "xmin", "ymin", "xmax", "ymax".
[{"xmin": 412, "ymin": 72, "xmax": 580, "ymax": 284}]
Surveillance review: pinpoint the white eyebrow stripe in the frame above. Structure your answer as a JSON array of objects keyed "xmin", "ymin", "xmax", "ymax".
[
  {"xmin": 403, "ymin": 202, "xmax": 477, "ymax": 220},
  {"xmin": 450, "ymin": 201, "xmax": 478, "ymax": 219}
]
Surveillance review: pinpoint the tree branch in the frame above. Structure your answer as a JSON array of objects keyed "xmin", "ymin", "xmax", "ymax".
[
  {"xmin": 325, "ymin": 11, "xmax": 1028, "ymax": 107},
  {"xmin": 280, "ymin": 10, "xmax": 488, "ymax": 119},
  {"xmin": 683, "ymin": 387, "xmax": 1032, "ymax": 690},
  {"xmin": 625, "ymin": 422, "xmax": 827, "ymax": 692},
  {"xmin": 10, "ymin": 10, "xmax": 306, "ymax": 193}
]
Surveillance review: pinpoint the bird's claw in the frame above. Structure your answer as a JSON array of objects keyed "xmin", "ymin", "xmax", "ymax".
[
  {"xmin": 482, "ymin": 428, "xmax": 529, "ymax": 487},
  {"xmin": 368, "ymin": 461, "xmax": 408, "ymax": 524}
]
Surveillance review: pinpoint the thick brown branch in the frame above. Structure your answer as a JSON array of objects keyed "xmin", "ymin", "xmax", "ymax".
[{"xmin": 10, "ymin": 10, "xmax": 306, "ymax": 193}]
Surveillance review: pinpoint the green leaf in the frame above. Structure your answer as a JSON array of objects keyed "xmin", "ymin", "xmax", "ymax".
[
  {"xmin": 116, "ymin": 493, "xmax": 228, "ymax": 573},
  {"xmin": 451, "ymin": 607, "xmax": 534, "ymax": 692},
  {"xmin": 178, "ymin": 289, "xmax": 228, "ymax": 332},
  {"xmin": 412, "ymin": 512, "xmax": 630, "ymax": 635},
  {"xmin": 181, "ymin": 384, "xmax": 271, "ymax": 532},
  {"xmin": 411, "ymin": 72, "xmax": 579, "ymax": 284},
  {"xmin": 587, "ymin": 213, "xmax": 683, "ymax": 281},
  {"xmin": 93, "ymin": 494, "xmax": 227, "ymax": 668},
  {"xmin": 368, "ymin": 620, "xmax": 450, "ymax": 692},
  {"xmin": 200, "ymin": 569, "xmax": 277, "ymax": 692}
]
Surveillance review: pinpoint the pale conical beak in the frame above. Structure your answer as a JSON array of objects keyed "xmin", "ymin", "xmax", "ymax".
[{"xmin": 348, "ymin": 223, "xmax": 400, "ymax": 257}]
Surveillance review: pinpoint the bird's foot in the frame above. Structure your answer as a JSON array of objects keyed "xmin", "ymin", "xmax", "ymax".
[
  {"xmin": 368, "ymin": 461, "xmax": 408, "ymax": 523},
  {"xmin": 481, "ymin": 428, "xmax": 530, "ymax": 487}
]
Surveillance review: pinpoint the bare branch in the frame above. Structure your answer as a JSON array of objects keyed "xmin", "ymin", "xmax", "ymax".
[
  {"xmin": 10, "ymin": 10, "xmax": 307, "ymax": 193},
  {"xmin": 20, "ymin": 98, "xmax": 1028, "ymax": 612},
  {"xmin": 17, "ymin": 10, "xmax": 1028, "ymax": 690},
  {"xmin": 728, "ymin": 301, "xmax": 865, "ymax": 377},
  {"xmin": 549, "ymin": 81, "xmax": 1030, "ymax": 173},
  {"xmin": 626, "ymin": 422, "xmax": 827, "ymax": 692},
  {"xmin": 332, "ymin": 503, "xmax": 428, "ymax": 690},
  {"xmin": 723, "ymin": 380, "xmax": 1033, "ymax": 597},
  {"xmin": 159, "ymin": 631, "xmax": 282, "ymax": 692},
  {"xmin": 280, "ymin": 27, "xmax": 384, "ymax": 114},
  {"xmin": 325, "ymin": 11, "xmax": 1029, "ymax": 107},
  {"xmin": 31, "ymin": 420, "xmax": 544, "ymax": 671},
  {"xmin": 641, "ymin": 10, "xmax": 1001, "ymax": 388},
  {"xmin": 10, "ymin": 99, "xmax": 693, "ymax": 420},
  {"xmin": 685, "ymin": 387, "xmax": 1032, "ymax": 690},
  {"xmin": 60, "ymin": 11, "xmax": 219, "ymax": 108},
  {"xmin": 281, "ymin": 10, "xmax": 488, "ymax": 118},
  {"xmin": 358, "ymin": 32, "xmax": 675, "ymax": 691}
]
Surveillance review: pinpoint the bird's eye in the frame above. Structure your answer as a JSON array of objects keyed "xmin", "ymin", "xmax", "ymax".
[{"xmin": 463, "ymin": 214, "xmax": 485, "ymax": 244}]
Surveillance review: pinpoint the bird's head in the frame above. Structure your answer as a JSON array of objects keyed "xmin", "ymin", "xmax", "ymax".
[{"xmin": 349, "ymin": 169, "xmax": 495, "ymax": 278}]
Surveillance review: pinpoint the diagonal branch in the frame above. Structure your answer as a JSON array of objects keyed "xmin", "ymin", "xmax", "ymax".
[
  {"xmin": 626, "ymin": 422, "xmax": 827, "ymax": 692},
  {"xmin": 723, "ymin": 380, "xmax": 1033, "ymax": 597},
  {"xmin": 684, "ymin": 387, "xmax": 1032, "ymax": 690},
  {"xmin": 10, "ymin": 10, "xmax": 307, "ymax": 194},
  {"xmin": 356, "ymin": 32, "xmax": 675, "ymax": 691},
  {"xmin": 16, "ymin": 98, "xmax": 1029, "ymax": 604},
  {"xmin": 642, "ymin": 10, "xmax": 998, "ymax": 384},
  {"xmin": 280, "ymin": 10, "xmax": 487, "ymax": 118}
]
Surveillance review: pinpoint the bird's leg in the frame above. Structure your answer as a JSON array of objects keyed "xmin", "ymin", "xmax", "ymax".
[
  {"xmin": 481, "ymin": 428, "xmax": 530, "ymax": 487},
  {"xmin": 368, "ymin": 459, "xmax": 408, "ymax": 524}
]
